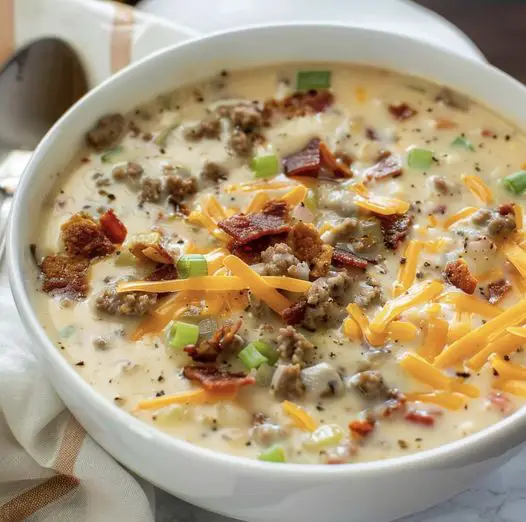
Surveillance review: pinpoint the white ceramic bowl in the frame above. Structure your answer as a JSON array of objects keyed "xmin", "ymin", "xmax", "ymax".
[{"xmin": 8, "ymin": 24, "xmax": 526, "ymax": 522}]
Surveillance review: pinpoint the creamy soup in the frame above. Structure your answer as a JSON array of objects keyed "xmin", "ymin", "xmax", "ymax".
[{"xmin": 31, "ymin": 64, "xmax": 526, "ymax": 464}]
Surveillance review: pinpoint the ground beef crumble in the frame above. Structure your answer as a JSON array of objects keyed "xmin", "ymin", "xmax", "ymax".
[
  {"xmin": 270, "ymin": 363, "xmax": 305, "ymax": 400},
  {"xmin": 95, "ymin": 286, "xmax": 157, "ymax": 316},
  {"xmin": 260, "ymin": 243, "xmax": 302, "ymax": 277},
  {"xmin": 276, "ymin": 326, "xmax": 314, "ymax": 367}
]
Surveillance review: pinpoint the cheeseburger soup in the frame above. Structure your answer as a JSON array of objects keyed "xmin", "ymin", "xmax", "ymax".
[{"xmin": 32, "ymin": 64, "xmax": 526, "ymax": 464}]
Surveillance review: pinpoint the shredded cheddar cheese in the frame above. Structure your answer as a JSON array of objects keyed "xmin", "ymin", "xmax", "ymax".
[
  {"xmin": 467, "ymin": 332, "xmax": 525, "ymax": 371},
  {"xmin": 203, "ymin": 195, "xmax": 227, "ymax": 221},
  {"xmin": 280, "ymin": 185, "xmax": 308, "ymax": 206},
  {"xmin": 393, "ymin": 240, "xmax": 423, "ymax": 297},
  {"xmin": 405, "ymin": 391, "xmax": 467, "ymax": 410},
  {"xmin": 282, "ymin": 401, "xmax": 317, "ymax": 431},
  {"xmin": 439, "ymin": 292, "xmax": 503, "ymax": 318},
  {"xmin": 493, "ymin": 379, "xmax": 526, "ymax": 397},
  {"xmin": 223, "ymin": 255, "xmax": 292, "ymax": 314},
  {"xmin": 370, "ymin": 280, "xmax": 444, "ymax": 333},
  {"xmin": 513, "ymin": 203, "xmax": 524, "ymax": 230},
  {"xmin": 387, "ymin": 321, "xmax": 418, "ymax": 342},
  {"xmin": 245, "ymin": 192, "xmax": 269, "ymax": 213},
  {"xmin": 435, "ymin": 299, "xmax": 526, "ymax": 368},
  {"xmin": 355, "ymin": 86, "xmax": 367, "ymax": 103},
  {"xmin": 461, "ymin": 174, "xmax": 493, "ymax": 204},
  {"xmin": 502, "ymin": 243, "xmax": 526, "ymax": 278},
  {"xmin": 353, "ymin": 193, "xmax": 410, "ymax": 215},
  {"xmin": 137, "ymin": 389, "xmax": 236, "ymax": 410},
  {"xmin": 343, "ymin": 317, "xmax": 362, "ymax": 341},
  {"xmin": 490, "ymin": 353, "xmax": 526, "ymax": 380},
  {"xmin": 443, "ymin": 206, "xmax": 478, "ymax": 229},
  {"xmin": 418, "ymin": 313, "xmax": 448, "ymax": 362},
  {"xmin": 225, "ymin": 180, "xmax": 294, "ymax": 193},
  {"xmin": 346, "ymin": 303, "xmax": 386, "ymax": 346}
]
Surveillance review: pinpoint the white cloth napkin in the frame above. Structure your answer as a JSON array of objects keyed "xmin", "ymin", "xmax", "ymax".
[{"xmin": 0, "ymin": 267, "xmax": 155, "ymax": 521}]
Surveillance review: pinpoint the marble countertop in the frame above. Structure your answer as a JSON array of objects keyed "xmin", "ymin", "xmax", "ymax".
[{"xmin": 154, "ymin": 447, "xmax": 526, "ymax": 522}]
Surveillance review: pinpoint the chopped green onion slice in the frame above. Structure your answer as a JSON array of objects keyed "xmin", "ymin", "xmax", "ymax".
[
  {"xmin": 451, "ymin": 135, "xmax": 475, "ymax": 151},
  {"xmin": 407, "ymin": 148, "xmax": 433, "ymax": 169},
  {"xmin": 296, "ymin": 70, "xmax": 332, "ymax": 91},
  {"xmin": 168, "ymin": 321, "xmax": 199, "ymax": 350},
  {"xmin": 250, "ymin": 154, "xmax": 279, "ymax": 179},
  {"xmin": 176, "ymin": 254, "xmax": 208, "ymax": 278},
  {"xmin": 503, "ymin": 170, "xmax": 526, "ymax": 195},
  {"xmin": 303, "ymin": 424, "xmax": 344, "ymax": 449},
  {"xmin": 101, "ymin": 146, "xmax": 124, "ymax": 163},
  {"xmin": 252, "ymin": 340, "xmax": 278, "ymax": 365},
  {"xmin": 258, "ymin": 444, "xmax": 286, "ymax": 463},
  {"xmin": 59, "ymin": 325, "xmax": 76, "ymax": 338},
  {"xmin": 238, "ymin": 343, "xmax": 269, "ymax": 369}
]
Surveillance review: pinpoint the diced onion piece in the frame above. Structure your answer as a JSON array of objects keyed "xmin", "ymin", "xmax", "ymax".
[
  {"xmin": 282, "ymin": 400, "xmax": 318, "ymax": 431},
  {"xmin": 407, "ymin": 148, "xmax": 433, "ymax": 169},
  {"xmin": 303, "ymin": 424, "xmax": 343, "ymax": 449},
  {"xmin": 296, "ymin": 70, "xmax": 331, "ymax": 90},
  {"xmin": 167, "ymin": 321, "xmax": 199, "ymax": 350},
  {"xmin": 177, "ymin": 254, "xmax": 208, "ymax": 278},
  {"xmin": 238, "ymin": 343, "xmax": 269, "ymax": 369},
  {"xmin": 258, "ymin": 444, "xmax": 286, "ymax": 463},
  {"xmin": 503, "ymin": 171, "xmax": 526, "ymax": 195},
  {"xmin": 451, "ymin": 135, "xmax": 475, "ymax": 151},
  {"xmin": 292, "ymin": 203, "xmax": 314, "ymax": 223},
  {"xmin": 251, "ymin": 154, "xmax": 280, "ymax": 179}
]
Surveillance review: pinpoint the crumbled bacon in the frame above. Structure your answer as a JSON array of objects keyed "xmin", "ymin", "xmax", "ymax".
[
  {"xmin": 349, "ymin": 419, "xmax": 375, "ymax": 438},
  {"xmin": 377, "ymin": 212, "xmax": 413, "ymax": 250},
  {"xmin": 282, "ymin": 138, "xmax": 321, "ymax": 177},
  {"xmin": 41, "ymin": 255, "xmax": 90, "ymax": 298},
  {"xmin": 444, "ymin": 258, "xmax": 478, "ymax": 295},
  {"xmin": 283, "ymin": 139, "xmax": 352, "ymax": 178},
  {"xmin": 182, "ymin": 366, "xmax": 255, "ymax": 393},
  {"xmin": 229, "ymin": 234, "xmax": 287, "ymax": 264},
  {"xmin": 331, "ymin": 247, "xmax": 369, "ymax": 269},
  {"xmin": 364, "ymin": 154, "xmax": 403, "ymax": 182},
  {"xmin": 388, "ymin": 103, "xmax": 417, "ymax": 121},
  {"xmin": 218, "ymin": 211, "xmax": 290, "ymax": 246},
  {"xmin": 261, "ymin": 199, "xmax": 289, "ymax": 218},
  {"xmin": 485, "ymin": 278, "xmax": 512, "ymax": 305},
  {"xmin": 99, "ymin": 209, "xmax": 127, "ymax": 244},
  {"xmin": 184, "ymin": 320, "xmax": 242, "ymax": 363},
  {"xmin": 404, "ymin": 410, "xmax": 435, "ymax": 426},
  {"xmin": 281, "ymin": 300, "xmax": 307, "ymax": 325},
  {"xmin": 434, "ymin": 119, "xmax": 457, "ymax": 130},
  {"xmin": 486, "ymin": 391, "xmax": 516, "ymax": 416},
  {"xmin": 498, "ymin": 203, "xmax": 514, "ymax": 216},
  {"xmin": 481, "ymin": 128, "xmax": 496, "ymax": 138},
  {"xmin": 265, "ymin": 90, "xmax": 334, "ymax": 119},
  {"xmin": 61, "ymin": 214, "xmax": 115, "ymax": 259}
]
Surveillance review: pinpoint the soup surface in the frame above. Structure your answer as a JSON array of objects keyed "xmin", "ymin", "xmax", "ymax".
[{"xmin": 32, "ymin": 64, "xmax": 526, "ymax": 464}]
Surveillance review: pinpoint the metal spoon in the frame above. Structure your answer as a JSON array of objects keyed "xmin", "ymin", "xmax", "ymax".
[{"xmin": 0, "ymin": 38, "xmax": 88, "ymax": 258}]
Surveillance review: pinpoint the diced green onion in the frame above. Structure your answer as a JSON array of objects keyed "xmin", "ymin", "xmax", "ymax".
[
  {"xmin": 59, "ymin": 324, "xmax": 76, "ymax": 338},
  {"xmin": 250, "ymin": 154, "xmax": 279, "ymax": 179},
  {"xmin": 296, "ymin": 70, "xmax": 332, "ymax": 91},
  {"xmin": 451, "ymin": 135, "xmax": 475, "ymax": 151},
  {"xmin": 407, "ymin": 148, "xmax": 433, "ymax": 169},
  {"xmin": 252, "ymin": 340, "xmax": 278, "ymax": 365},
  {"xmin": 238, "ymin": 343, "xmax": 269, "ymax": 369},
  {"xmin": 154, "ymin": 120, "xmax": 180, "ymax": 147},
  {"xmin": 176, "ymin": 254, "xmax": 208, "ymax": 278},
  {"xmin": 303, "ymin": 424, "xmax": 344, "ymax": 449},
  {"xmin": 168, "ymin": 321, "xmax": 199, "ymax": 350},
  {"xmin": 503, "ymin": 170, "xmax": 526, "ymax": 195},
  {"xmin": 101, "ymin": 146, "xmax": 124, "ymax": 163},
  {"xmin": 258, "ymin": 444, "xmax": 286, "ymax": 463}
]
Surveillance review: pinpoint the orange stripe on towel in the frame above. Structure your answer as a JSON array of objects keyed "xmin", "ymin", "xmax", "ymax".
[
  {"xmin": 111, "ymin": 4, "xmax": 135, "ymax": 73},
  {"xmin": 0, "ymin": 0, "xmax": 14, "ymax": 67}
]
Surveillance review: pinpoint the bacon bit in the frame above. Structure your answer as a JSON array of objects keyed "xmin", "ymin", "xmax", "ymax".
[
  {"xmin": 283, "ymin": 139, "xmax": 352, "ymax": 179},
  {"xmin": 282, "ymin": 90, "xmax": 334, "ymax": 115},
  {"xmin": 334, "ymin": 151, "xmax": 354, "ymax": 167},
  {"xmin": 434, "ymin": 119, "xmax": 457, "ymax": 130},
  {"xmin": 377, "ymin": 212, "xmax": 413, "ymax": 250},
  {"xmin": 184, "ymin": 320, "xmax": 242, "ymax": 363},
  {"xmin": 281, "ymin": 300, "xmax": 307, "ymax": 325},
  {"xmin": 485, "ymin": 278, "xmax": 512, "ymax": 305},
  {"xmin": 364, "ymin": 154, "xmax": 403, "ymax": 182},
  {"xmin": 61, "ymin": 214, "xmax": 115, "ymax": 259},
  {"xmin": 99, "ymin": 209, "xmax": 127, "ymax": 244},
  {"xmin": 182, "ymin": 366, "xmax": 255, "ymax": 393},
  {"xmin": 481, "ymin": 128, "xmax": 496, "ymax": 138},
  {"xmin": 41, "ymin": 255, "xmax": 90, "ymax": 298},
  {"xmin": 288, "ymin": 222, "xmax": 323, "ymax": 262},
  {"xmin": 332, "ymin": 247, "xmax": 369, "ymax": 269},
  {"xmin": 486, "ymin": 390, "xmax": 515, "ymax": 416},
  {"xmin": 378, "ymin": 396, "xmax": 406, "ymax": 418},
  {"xmin": 218, "ymin": 211, "xmax": 290, "ymax": 247},
  {"xmin": 365, "ymin": 127, "xmax": 380, "ymax": 141},
  {"xmin": 388, "ymin": 103, "xmax": 417, "ymax": 121},
  {"xmin": 404, "ymin": 410, "xmax": 435, "ymax": 426},
  {"xmin": 319, "ymin": 142, "xmax": 353, "ymax": 178},
  {"xmin": 498, "ymin": 203, "xmax": 514, "ymax": 216},
  {"xmin": 444, "ymin": 258, "xmax": 478, "ymax": 295},
  {"xmin": 310, "ymin": 244, "xmax": 334, "ymax": 279},
  {"xmin": 283, "ymin": 138, "xmax": 321, "ymax": 177},
  {"xmin": 146, "ymin": 264, "xmax": 179, "ymax": 282},
  {"xmin": 349, "ymin": 419, "xmax": 375, "ymax": 438}
]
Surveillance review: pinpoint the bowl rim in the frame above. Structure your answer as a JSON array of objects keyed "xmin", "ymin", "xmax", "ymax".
[{"xmin": 9, "ymin": 21, "xmax": 526, "ymax": 479}]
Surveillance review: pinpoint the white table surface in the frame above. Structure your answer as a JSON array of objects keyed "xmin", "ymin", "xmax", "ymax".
[{"xmin": 136, "ymin": 2, "xmax": 524, "ymax": 520}]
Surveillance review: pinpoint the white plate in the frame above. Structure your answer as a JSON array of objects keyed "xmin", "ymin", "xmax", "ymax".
[{"xmin": 139, "ymin": 0, "xmax": 485, "ymax": 62}]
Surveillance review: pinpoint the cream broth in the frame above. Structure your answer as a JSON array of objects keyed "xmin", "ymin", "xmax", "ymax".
[{"xmin": 32, "ymin": 64, "xmax": 526, "ymax": 464}]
